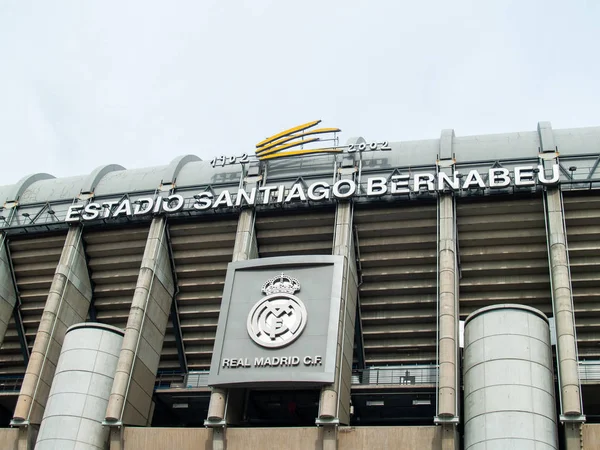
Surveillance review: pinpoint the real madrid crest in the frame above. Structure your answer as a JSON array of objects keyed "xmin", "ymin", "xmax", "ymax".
[{"xmin": 247, "ymin": 273, "xmax": 308, "ymax": 348}]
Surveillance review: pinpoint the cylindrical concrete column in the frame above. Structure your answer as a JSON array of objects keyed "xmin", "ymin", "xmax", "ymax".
[
  {"xmin": 546, "ymin": 188, "xmax": 582, "ymax": 417},
  {"xmin": 437, "ymin": 194, "xmax": 457, "ymax": 418},
  {"xmin": 464, "ymin": 304, "xmax": 558, "ymax": 450},
  {"xmin": 35, "ymin": 323, "xmax": 124, "ymax": 450}
]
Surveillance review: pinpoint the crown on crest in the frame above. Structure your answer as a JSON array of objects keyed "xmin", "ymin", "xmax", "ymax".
[{"xmin": 262, "ymin": 273, "xmax": 301, "ymax": 295}]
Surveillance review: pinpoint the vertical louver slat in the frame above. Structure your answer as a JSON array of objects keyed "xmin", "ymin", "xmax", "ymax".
[
  {"xmin": 564, "ymin": 194, "xmax": 600, "ymax": 360},
  {"xmin": 0, "ymin": 233, "xmax": 66, "ymax": 375},
  {"xmin": 170, "ymin": 219, "xmax": 237, "ymax": 371},
  {"xmin": 457, "ymin": 198, "xmax": 552, "ymax": 318},
  {"xmin": 356, "ymin": 204, "xmax": 438, "ymax": 366},
  {"xmin": 84, "ymin": 226, "xmax": 149, "ymax": 330},
  {"xmin": 255, "ymin": 209, "xmax": 335, "ymax": 258}
]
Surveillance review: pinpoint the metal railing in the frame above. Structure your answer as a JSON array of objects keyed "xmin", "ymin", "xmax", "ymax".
[
  {"xmin": 0, "ymin": 375, "xmax": 24, "ymax": 393},
  {"xmin": 352, "ymin": 365, "xmax": 438, "ymax": 386},
  {"xmin": 185, "ymin": 371, "xmax": 210, "ymax": 388},
  {"xmin": 579, "ymin": 361, "xmax": 600, "ymax": 384},
  {"xmin": 154, "ymin": 371, "xmax": 186, "ymax": 390},
  {"xmin": 153, "ymin": 361, "xmax": 600, "ymax": 391}
]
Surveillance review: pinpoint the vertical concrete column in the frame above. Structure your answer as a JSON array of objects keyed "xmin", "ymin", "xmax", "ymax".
[
  {"xmin": 538, "ymin": 121, "xmax": 584, "ymax": 449},
  {"xmin": 207, "ymin": 207, "xmax": 258, "ymax": 450},
  {"xmin": 13, "ymin": 225, "xmax": 92, "ymax": 426},
  {"xmin": 441, "ymin": 424, "xmax": 458, "ymax": 450},
  {"xmin": 318, "ymin": 173, "xmax": 359, "ymax": 450},
  {"xmin": 547, "ymin": 188, "xmax": 582, "ymax": 416},
  {"xmin": 105, "ymin": 216, "xmax": 175, "ymax": 426},
  {"xmin": 435, "ymin": 131, "xmax": 459, "ymax": 446},
  {"xmin": 0, "ymin": 232, "xmax": 17, "ymax": 348},
  {"xmin": 437, "ymin": 194, "xmax": 458, "ymax": 418}
]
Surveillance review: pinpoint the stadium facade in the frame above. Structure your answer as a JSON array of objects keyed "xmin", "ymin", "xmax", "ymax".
[{"xmin": 0, "ymin": 121, "xmax": 599, "ymax": 449}]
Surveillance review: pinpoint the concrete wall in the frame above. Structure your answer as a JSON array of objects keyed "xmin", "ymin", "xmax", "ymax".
[
  {"xmin": 583, "ymin": 424, "xmax": 600, "ymax": 450},
  {"xmin": 338, "ymin": 426, "xmax": 442, "ymax": 450},
  {"xmin": 118, "ymin": 426, "xmax": 442, "ymax": 450},
  {"xmin": 0, "ymin": 428, "xmax": 19, "ymax": 450},
  {"xmin": 122, "ymin": 427, "xmax": 212, "ymax": 450}
]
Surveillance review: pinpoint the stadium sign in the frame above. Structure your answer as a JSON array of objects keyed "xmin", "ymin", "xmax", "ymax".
[{"xmin": 64, "ymin": 164, "xmax": 560, "ymax": 222}]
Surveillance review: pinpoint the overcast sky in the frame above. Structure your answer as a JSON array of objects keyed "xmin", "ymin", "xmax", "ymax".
[{"xmin": 1, "ymin": 1, "xmax": 598, "ymax": 185}]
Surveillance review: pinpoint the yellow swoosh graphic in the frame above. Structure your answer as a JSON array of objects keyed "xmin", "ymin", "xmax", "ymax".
[
  {"xmin": 256, "ymin": 120, "xmax": 322, "ymax": 149},
  {"xmin": 259, "ymin": 147, "xmax": 342, "ymax": 161},
  {"xmin": 256, "ymin": 128, "xmax": 342, "ymax": 154},
  {"xmin": 255, "ymin": 120, "xmax": 342, "ymax": 161}
]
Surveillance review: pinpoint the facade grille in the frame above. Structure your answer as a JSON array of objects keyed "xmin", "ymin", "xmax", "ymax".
[
  {"xmin": 457, "ymin": 197, "xmax": 551, "ymax": 318},
  {"xmin": 355, "ymin": 204, "xmax": 438, "ymax": 365},
  {"xmin": 0, "ymin": 233, "xmax": 66, "ymax": 374},
  {"xmin": 564, "ymin": 193, "xmax": 600, "ymax": 360},
  {"xmin": 169, "ymin": 219, "xmax": 237, "ymax": 370},
  {"xmin": 84, "ymin": 226, "xmax": 149, "ymax": 329}
]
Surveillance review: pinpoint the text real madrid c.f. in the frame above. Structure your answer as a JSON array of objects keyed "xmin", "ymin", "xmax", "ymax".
[{"xmin": 65, "ymin": 164, "xmax": 560, "ymax": 222}]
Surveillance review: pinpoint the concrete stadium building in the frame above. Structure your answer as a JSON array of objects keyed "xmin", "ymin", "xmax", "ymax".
[{"xmin": 0, "ymin": 121, "xmax": 599, "ymax": 450}]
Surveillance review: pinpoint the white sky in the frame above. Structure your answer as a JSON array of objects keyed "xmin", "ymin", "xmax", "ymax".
[{"xmin": 1, "ymin": 0, "xmax": 598, "ymax": 185}]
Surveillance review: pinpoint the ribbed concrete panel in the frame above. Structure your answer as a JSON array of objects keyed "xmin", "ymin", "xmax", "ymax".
[
  {"xmin": 564, "ymin": 193, "xmax": 600, "ymax": 360},
  {"xmin": 355, "ymin": 204, "xmax": 437, "ymax": 365},
  {"xmin": 170, "ymin": 218, "xmax": 237, "ymax": 370},
  {"xmin": 457, "ymin": 198, "xmax": 552, "ymax": 318},
  {"xmin": 256, "ymin": 209, "xmax": 335, "ymax": 257},
  {"xmin": 0, "ymin": 233, "xmax": 66, "ymax": 375},
  {"xmin": 84, "ymin": 226, "xmax": 149, "ymax": 329}
]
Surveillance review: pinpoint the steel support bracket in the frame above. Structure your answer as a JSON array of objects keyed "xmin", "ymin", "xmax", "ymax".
[
  {"xmin": 203, "ymin": 419, "xmax": 227, "ymax": 428},
  {"xmin": 559, "ymin": 414, "xmax": 586, "ymax": 424},
  {"xmin": 434, "ymin": 416, "xmax": 460, "ymax": 425}
]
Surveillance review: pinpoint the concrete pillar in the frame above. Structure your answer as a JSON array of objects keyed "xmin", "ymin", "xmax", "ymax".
[
  {"xmin": 13, "ymin": 225, "xmax": 92, "ymax": 425},
  {"xmin": 318, "ymin": 196, "xmax": 359, "ymax": 449},
  {"xmin": 322, "ymin": 426, "xmax": 338, "ymax": 450},
  {"xmin": 206, "ymin": 208, "xmax": 258, "ymax": 450},
  {"xmin": 564, "ymin": 422, "xmax": 582, "ymax": 450},
  {"xmin": 105, "ymin": 216, "xmax": 175, "ymax": 426},
  {"xmin": 437, "ymin": 194, "xmax": 458, "ymax": 418},
  {"xmin": 538, "ymin": 121, "xmax": 585, "ymax": 449},
  {"xmin": 16, "ymin": 425, "xmax": 38, "ymax": 450},
  {"xmin": 108, "ymin": 427, "xmax": 123, "ymax": 450},
  {"xmin": 0, "ymin": 232, "xmax": 17, "ymax": 348},
  {"xmin": 441, "ymin": 424, "xmax": 458, "ymax": 450},
  {"xmin": 547, "ymin": 188, "xmax": 582, "ymax": 417}
]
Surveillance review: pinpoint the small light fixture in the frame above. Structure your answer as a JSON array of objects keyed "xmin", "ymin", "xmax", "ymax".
[
  {"xmin": 366, "ymin": 400, "xmax": 384, "ymax": 407},
  {"xmin": 172, "ymin": 403, "xmax": 189, "ymax": 409},
  {"xmin": 412, "ymin": 399, "xmax": 431, "ymax": 406}
]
